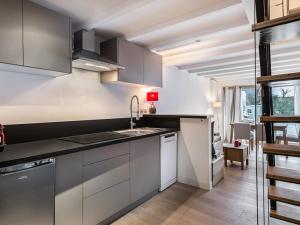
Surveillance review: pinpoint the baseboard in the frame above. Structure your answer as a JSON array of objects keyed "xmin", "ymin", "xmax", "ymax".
[
  {"xmin": 177, "ymin": 176, "xmax": 212, "ymax": 190},
  {"xmin": 160, "ymin": 178, "xmax": 177, "ymax": 192}
]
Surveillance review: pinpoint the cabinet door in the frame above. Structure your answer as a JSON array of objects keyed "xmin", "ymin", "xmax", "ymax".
[
  {"xmin": 83, "ymin": 154, "xmax": 130, "ymax": 198},
  {"xmin": 0, "ymin": 0, "xmax": 23, "ymax": 65},
  {"xmin": 55, "ymin": 152, "xmax": 83, "ymax": 225},
  {"xmin": 143, "ymin": 49, "xmax": 163, "ymax": 87},
  {"xmin": 83, "ymin": 142, "xmax": 129, "ymax": 166},
  {"xmin": 23, "ymin": 0, "xmax": 71, "ymax": 73},
  {"xmin": 118, "ymin": 38, "xmax": 144, "ymax": 84},
  {"xmin": 130, "ymin": 136, "xmax": 160, "ymax": 203},
  {"xmin": 83, "ymin": 180, "xmax": 130, "ymax": 225}
]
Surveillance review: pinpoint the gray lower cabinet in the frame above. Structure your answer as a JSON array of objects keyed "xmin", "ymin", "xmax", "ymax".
[
  {"xmin": 23, "ymin": 0, "xmax": 71, "ymax": 73},
  {"xmin": 83, "ymin": 142, "xmax": 129, "ymax": 165},
  {"xmin": 55, "ymin": 152, "xmax": 83, "ymax": 225},
  {"xmin": 83, "ymin": 180, "xmax": 130, "ymax": 225},
  {"xmin": 83, "ymin": 154, "xmax": 130, "ymax": 198},
  {"xmin": 82, "ymin": 155, "xmax": 130, "ymax": 225},
  {"xmin": 143, "ymin": 48, "xmax": 163, "ymax": 87},
  {"xmin": 0, "ymin": 0, "xmax": 23, "ymax": 65},
  {"xmin": 54, "ymin": 136, "xmax": 160, "ymax": 225},
  {"xmin": 82, "ymin": 143, "xmax": 130, "ymax": 225},
  {"xmin": 130, "ymin": 136, "xmax": 160, "ymax": 203}
]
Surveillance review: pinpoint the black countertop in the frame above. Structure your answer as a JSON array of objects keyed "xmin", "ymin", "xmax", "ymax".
[
  {"xmin": 143, "ymin": 114, "xmax": 213, "ymax": 119},
  {"xmin": 0, "ymin": 128, "xmax": 177, "ymax": 167}
]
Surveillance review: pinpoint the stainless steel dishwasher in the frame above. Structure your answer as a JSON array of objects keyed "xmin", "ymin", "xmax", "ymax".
[{"xmin": 0, "ymin": 158, "xmax": 55, "ymax": 225}]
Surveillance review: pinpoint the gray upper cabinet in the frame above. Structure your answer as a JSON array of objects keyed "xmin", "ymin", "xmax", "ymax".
[
  {"xmin": 23, "ymin": 0, "xmax": 71, "ymax": 73},
  {"xmin": 101, "ymin": 37, "xmax": 144, "ymax": 85},
  {"xmin": 0, "ymin": 0, "xmax": 23, "ymax": 66},
  {"xmin": 118, "ymin": 38, "xmax": 144, "ymax": 84},
  {"xmin": 101, "ymin": 38, "xmax": 162, "ymax": 86},
  {"xmin": 143, "ymin": 48, "xmax": 163, "ymax": 87},
  {"xmin": 130, "ymin": 136, "xmax": 160, "ymax": 203}
]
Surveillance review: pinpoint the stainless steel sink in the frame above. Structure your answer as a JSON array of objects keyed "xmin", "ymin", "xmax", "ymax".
[{"xmin": 115, "ymin": 128, "xmax": 162, "ymax": 136}]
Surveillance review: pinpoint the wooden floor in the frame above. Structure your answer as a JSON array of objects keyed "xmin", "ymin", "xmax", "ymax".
[{"xmin": 113, "ymin": 150, "xmax": 300, "ymax": 225}]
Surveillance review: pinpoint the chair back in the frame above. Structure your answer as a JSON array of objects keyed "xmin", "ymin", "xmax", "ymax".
[
  {"xmin": 256, "ymin": 123, "xmax": 266, "ymax": 142},
  {"xmin": 234, "ymin": 123, "xmax": 251, "ymax": 140}
]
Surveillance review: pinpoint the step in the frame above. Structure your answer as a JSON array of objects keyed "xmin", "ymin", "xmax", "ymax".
[
  {"xmin": 269, "ymin": 186, "xmax": 300, "ymax": 206},
  {"xmin": 252, "ymin": 13, "xmax": 300, "ymax": 44},
  {"xmin": 264, "ymin": 143, "xmax": 300, "ymax": 157},
  {"xmin": 267, "ymin": 166, "xmax": 300, "ymax": 184},
  {"xmin": 257, "ymin": 72, "xmax": 300, "ymax": 86},
  {"xmin": 261, "ymin": 115, "xmax": 300, "ymax": 123},
  {"xmin": 271, "ymin": 205, "xmax": 300, "ymax": 224}
]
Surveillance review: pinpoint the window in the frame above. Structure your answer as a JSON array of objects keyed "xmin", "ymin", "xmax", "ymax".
[
  {"xmin": 240, "ymin": 86, "xmax": 262, "ymax": 123},
  {"xmin": 272, "ymin": 86, "xmax": 295, "ymax": 115},
  {"xmin": 272, "ymin": 86, "xmax": 297, "ymax": 137},
  {"xmin": 239, "ymin": 85, "xmax": 298, "ymax": 137},
  {"xmin": 240, "ymin": 86, "xmax": 296, "ymax": 120}
]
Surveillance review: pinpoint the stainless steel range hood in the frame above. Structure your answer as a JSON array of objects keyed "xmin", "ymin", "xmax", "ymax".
[{"xmin": 72, "ymin": 30, "xmax": 124, "ymax": 72}]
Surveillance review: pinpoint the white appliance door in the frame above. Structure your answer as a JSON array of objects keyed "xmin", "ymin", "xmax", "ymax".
[{"xmin": 160, "ymin": 133, "xmax": 177, "ymax": 191}]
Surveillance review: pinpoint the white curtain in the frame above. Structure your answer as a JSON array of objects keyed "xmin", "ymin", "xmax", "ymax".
[
  {"xmin": 223, "ymin": 86, "xmax": 241, "ymax": 142},
  {"xmin": 235, "ymin": 86, "xmax": 241, "ymax": 122}
]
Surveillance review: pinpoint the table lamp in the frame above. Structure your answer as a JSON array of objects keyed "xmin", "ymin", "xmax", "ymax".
[
  {"xmin": 147, "ymin": 92, "xmax": 159, "ymax": 114},
  {"xmin": 213, "ymin": 101, "xmax": 222, "ymax": 108}
]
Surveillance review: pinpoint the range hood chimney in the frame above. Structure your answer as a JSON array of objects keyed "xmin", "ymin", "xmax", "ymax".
[{"xmin": 72, "ymin": 30, "xmax": 124, "ymax": 72}]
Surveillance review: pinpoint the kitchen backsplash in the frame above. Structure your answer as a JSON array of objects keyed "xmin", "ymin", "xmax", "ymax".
[{"xmin": 0, "ymin": 68, "xmax": 147, "ymax": 124}]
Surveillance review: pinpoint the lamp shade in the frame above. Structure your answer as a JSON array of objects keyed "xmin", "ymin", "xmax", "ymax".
[
  {"xmin": 147, "ymin": 92, "xmax": 159, "ymax": 101},
  {"xmin": 213, "ymin": 101, "xmax": 222, "ymax": 108}
]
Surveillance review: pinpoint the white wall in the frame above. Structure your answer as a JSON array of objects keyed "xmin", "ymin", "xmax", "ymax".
[
  {"xmin": 155, "ymin": 66, "xmax": 215, "ymax": 115},
  {"xmin": 0, "ymin": 68, "xmax": 146, "ymax": 125},
  {"xmin": 178, "ymin": 117, "xmax": 212, "ymax": 190},
  {"xmin": 0, "ymin": 65, "xmax": 215, "ymax": 125}
]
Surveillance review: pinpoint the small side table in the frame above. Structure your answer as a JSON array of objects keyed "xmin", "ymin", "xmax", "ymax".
[{"xmin": 223, "ymin": 143, "xmax": 249, "ymax": 170}]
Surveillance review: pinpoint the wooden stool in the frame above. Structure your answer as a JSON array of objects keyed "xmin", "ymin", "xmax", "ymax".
[{"xmin": 223, "ymin": 143, "xmax": 249, "ymax": 170}]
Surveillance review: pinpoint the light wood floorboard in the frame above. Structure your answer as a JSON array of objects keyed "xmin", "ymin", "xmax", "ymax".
[{"xmin": 113, "ymin": 150, "xmax": 300, "ymax": 225}]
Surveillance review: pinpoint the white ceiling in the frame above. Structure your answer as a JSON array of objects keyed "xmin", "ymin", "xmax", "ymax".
[{"xmin": 32, "ymin": 0, "xmax": 300, "ymax": 82}]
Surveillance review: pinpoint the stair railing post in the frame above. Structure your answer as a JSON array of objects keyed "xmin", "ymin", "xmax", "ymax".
[{"xmin": 259, "ymin": 43, "xmax": 276, "ymax": 210}]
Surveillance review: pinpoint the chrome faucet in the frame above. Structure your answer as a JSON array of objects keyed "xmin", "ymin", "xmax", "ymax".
[{"xmin": 130, "ymin": 95, "xmax": 140, "ymax": 129}]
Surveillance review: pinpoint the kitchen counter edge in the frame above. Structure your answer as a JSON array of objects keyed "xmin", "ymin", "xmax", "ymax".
[
  {"xmin": 0, "ymin": 129, "xmax": 178, "ymax": 167},
  {"xmin": 143, "ymin": 114, "xmax": 213, "ymax": 119}
]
